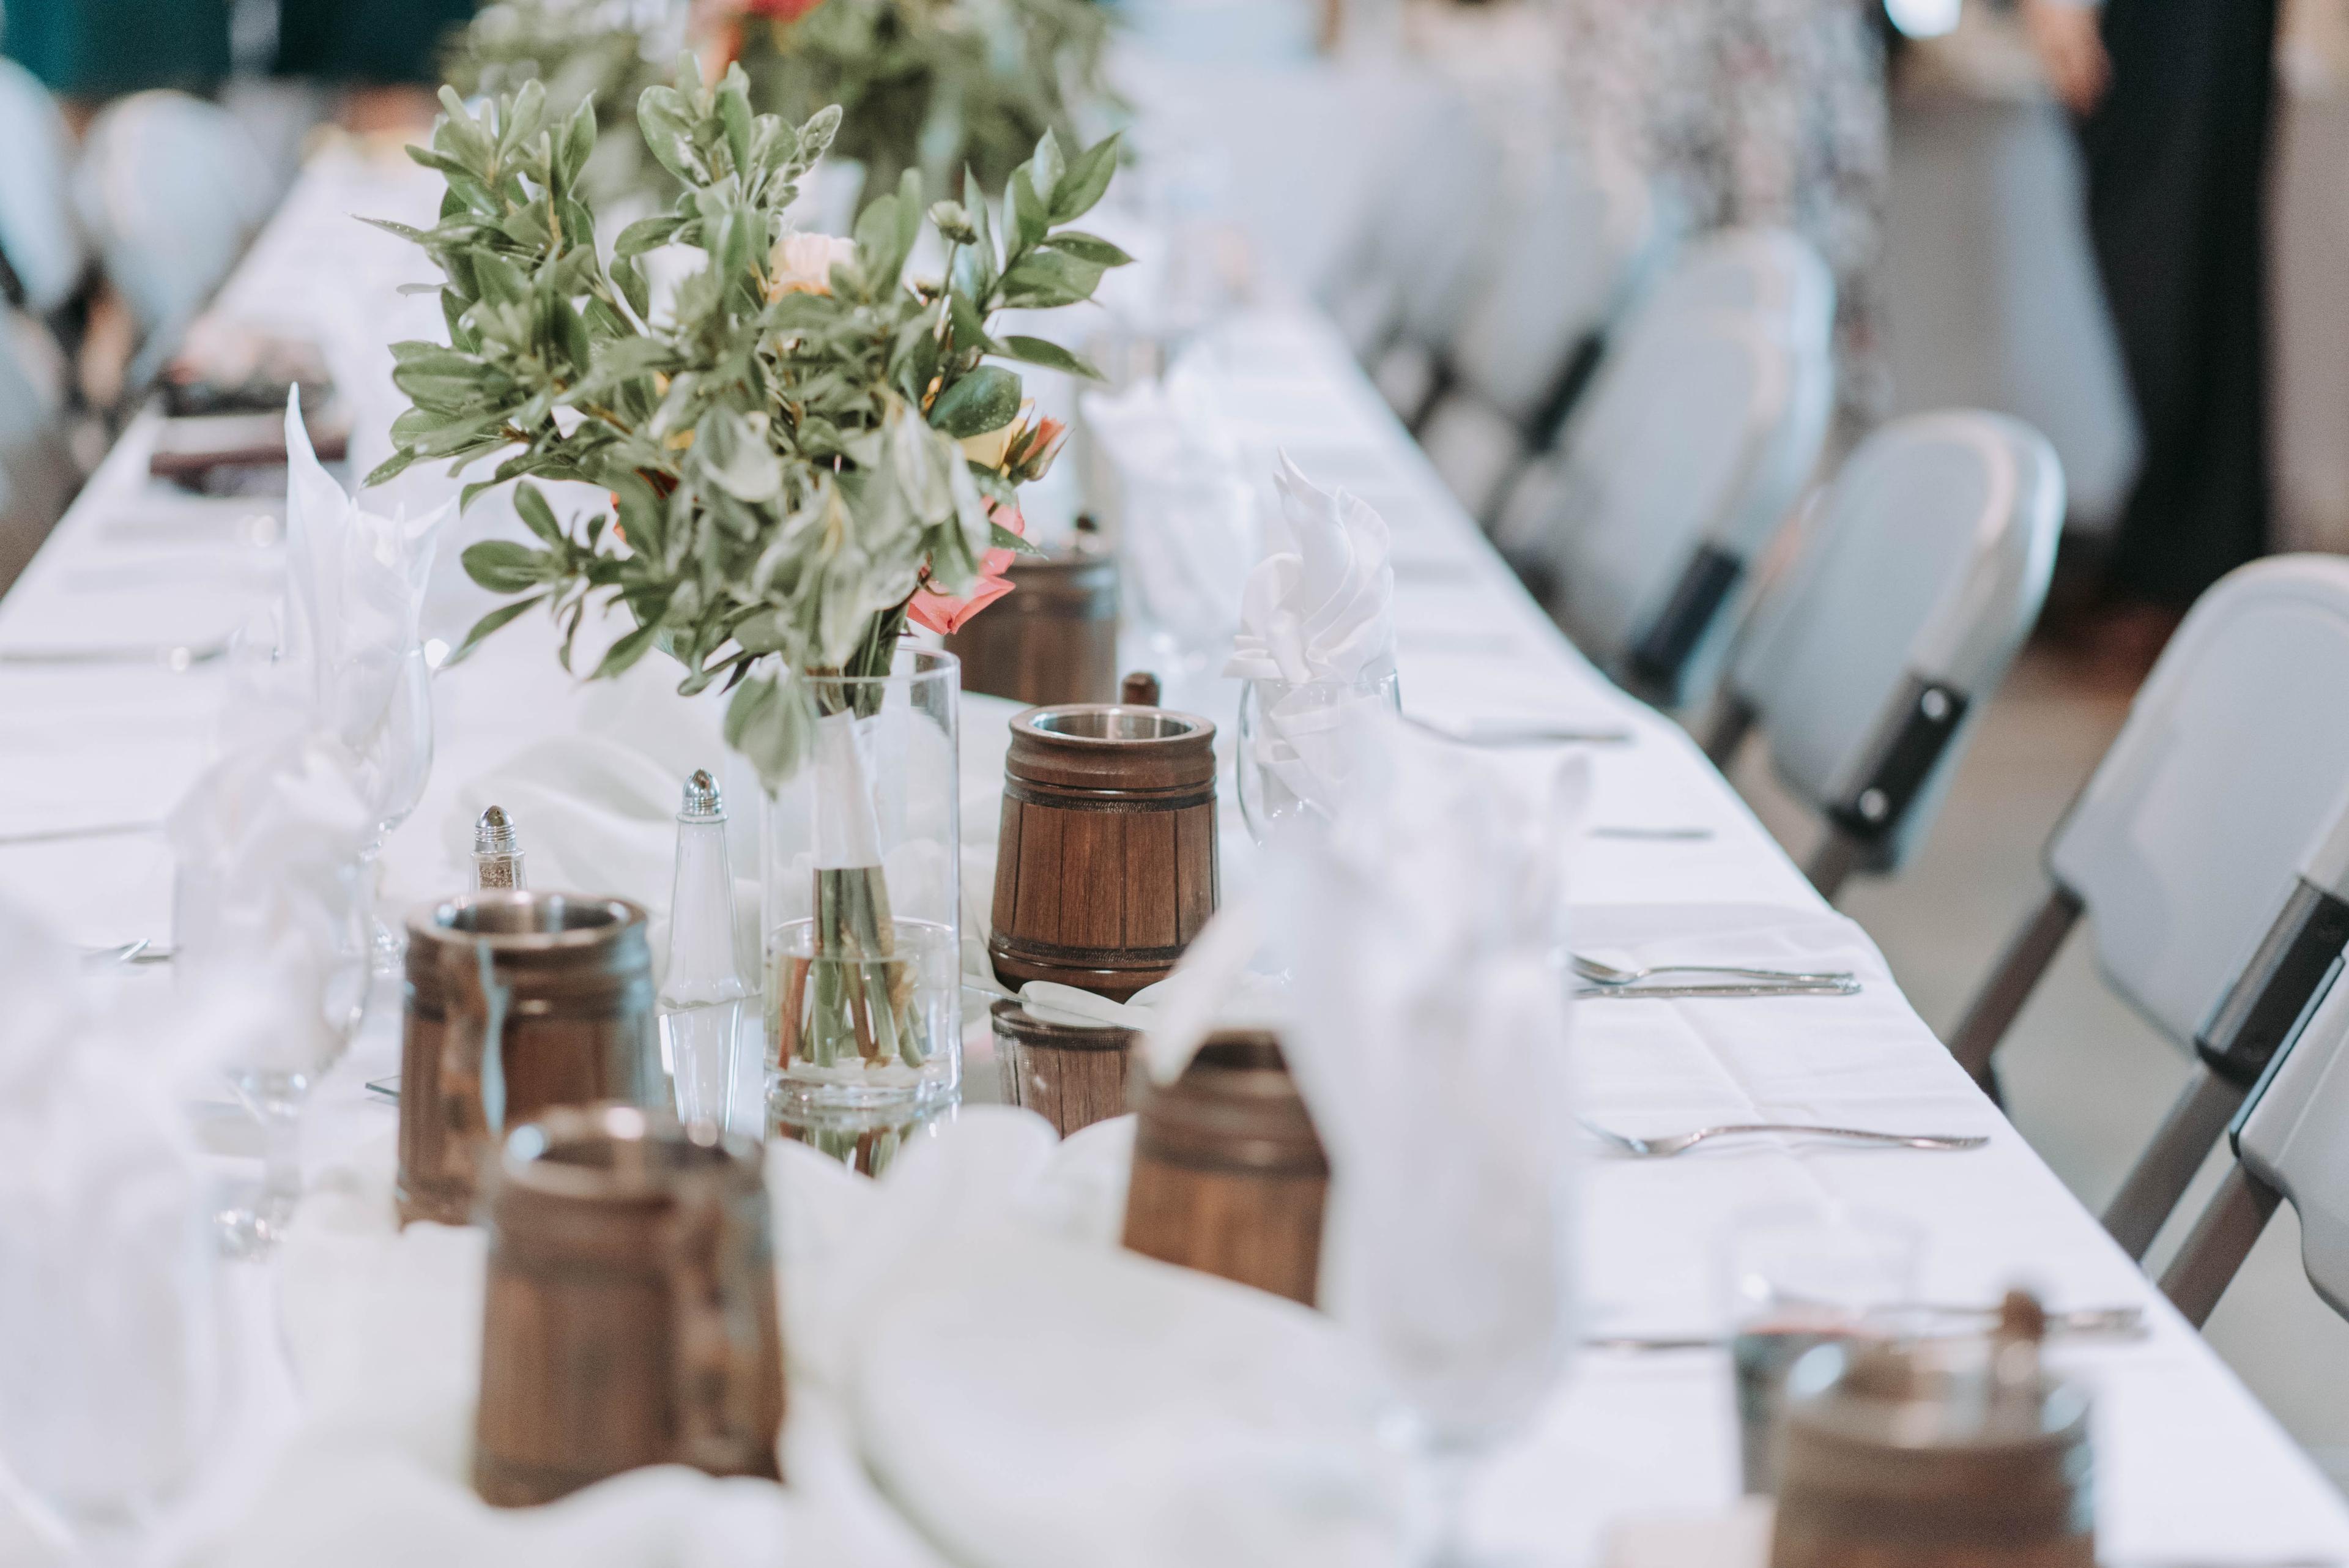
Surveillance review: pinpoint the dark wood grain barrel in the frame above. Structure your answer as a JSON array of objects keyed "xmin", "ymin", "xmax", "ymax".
[
  {"xmin": 989, "ymin": 704, "xmax": 1219, "ymax": 1000},
  {"xmin": 398, "ymin": 893, "xmax": 661, "ymax": 1228},
  {"xmin": 991, "ymin": 998, "xmax": 1137, "ymax": 1135},
  {"xmin": 474, "ymin": 1106, "xmax": 784, "ymax": 1507},
  {"xmin": 1121, "ymin": 1032, "xmax": 1328, "ymax": 1306},
  {"xmin": 942, "ymin": 547, "xmax": 1120, "ymax": 707}
]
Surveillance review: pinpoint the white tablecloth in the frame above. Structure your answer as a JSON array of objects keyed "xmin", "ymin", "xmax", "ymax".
[{"xmin": 4, "ymin": 146, "xmax": 2348, "ymax": 1566}]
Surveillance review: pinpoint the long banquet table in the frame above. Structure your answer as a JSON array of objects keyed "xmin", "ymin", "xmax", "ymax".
[{"xmin": 6, "ymin": 143, "xmax": 2349, "ymax": 1566}]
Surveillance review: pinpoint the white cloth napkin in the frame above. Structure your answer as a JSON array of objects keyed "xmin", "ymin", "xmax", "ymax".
[
  {"xmin": 1225, "ymin": 454, "xmax": 1395, "ymax": 688},
  {"xmin": 1271, "ymin": 717, "xmax": 1587, "ymax": 1447},
  {"xmin": 207, "ymin": 1108, "xmax": 1403, "ymax": 1568},
  {"xmin": 1222, "ymin": 455, "xmax": 1397, "ymax": 822},
  {"xmin": 0, "ymin": 901, "xmax": 228, "ymax": 1541},
  {"xmin": 282, "ymin": 388, "xmax": 448, "ymax": 758},
  {"xmin": 165, "ymin": 727, "xmax": 374, "ymax": 1068}
]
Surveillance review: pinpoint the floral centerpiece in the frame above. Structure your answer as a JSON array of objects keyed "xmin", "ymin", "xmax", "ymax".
[
  {"xmin": 703, "ymin": 0, "xmax": 1113, "ymax": 212},
  {"xmin": 367, "ymin": 63, "xmax": 1126, "ymax": 1104}
]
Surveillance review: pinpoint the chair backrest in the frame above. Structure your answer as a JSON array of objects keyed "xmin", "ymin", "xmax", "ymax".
[
  {"xmin": 1324, "ymin": 90, "xmax": 1505, "ymax": 363},
  {"xmin": 1445, "ymin": 143, "xmax": 1663, "ymax": 428},
  {"xmin": 1491, "ymin": 234, "xmax": 1835, "ymax": 702},
  {"xmin": 75, "ymin": 92, "xmax": 276, "ymax": 347},
  {"xmin": 2046, "ymin": 555, "xmax": 2349, "ymax": 1047},
  {"xmin": 2235, "ymin": 963, "xmax": 2349, "ymax": 1318},
  {"xmin": 0, "ymin": 58, "xmax": 87, "ymax": 316},
  {"xmin": 1729, "ymin": 411, "xmax": 2062, "ymax": 869}
]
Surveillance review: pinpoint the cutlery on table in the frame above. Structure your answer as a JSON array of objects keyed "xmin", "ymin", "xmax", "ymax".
[
  {"xmin": 0, "ymin": 820, "xmax": 163, "ymax": 847},
  {"xmin": 78, "ymin": 939, "xmax": 150, "ymax": 964},
  {"xmin": 1578, "ymin": 1117, "xmax": 1987, "ymax": 1158},
  {"xmin": 0, "ymin": 640, "xmax": 229, "ymax": 670},
  {"xmin": 1574, "ymin": 979, "xmax": 1861, "ymax": 1000},
  {"xmin": 1403, "ymin": 713, "xmax": 1637, "ymax": 748},
  {"xmin": 1584, "ymin": 1302, "xmax": 2145, "ymax": 1352},
  {"xmin": 365, "ymin": 1077, "xmax": 401, "ymax": 1103},
  {"xmin": 1587, "ymin": 825, "xmax": 1716, "ymax": 841},
  {"xmin": 1572, "ymin": 953, "xmax": 1857, "ymax": 988}
]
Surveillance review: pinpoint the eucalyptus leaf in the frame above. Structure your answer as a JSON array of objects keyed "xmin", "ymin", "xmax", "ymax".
[{"xmin": 927, "ymin": 365, "xmax": 1020, "ymax": 437}]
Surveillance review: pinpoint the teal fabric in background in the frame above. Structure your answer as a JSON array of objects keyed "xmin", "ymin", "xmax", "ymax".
[
  {"xmin": 273, "ymin": 0, "xmax": 477, "ymax": 86},
  {"xmin": 1, "ymin": 0, "xmax": 232, "ymax": 97}
]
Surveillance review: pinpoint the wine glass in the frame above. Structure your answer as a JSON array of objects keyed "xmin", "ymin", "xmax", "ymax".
[{"xmin": 350, "ymin": 643, "xmax": 435, "ymax": 973}]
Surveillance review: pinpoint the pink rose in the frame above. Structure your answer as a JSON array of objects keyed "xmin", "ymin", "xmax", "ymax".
[{"xmin": 907, "ymin": 504, "xmax": 1024, "ymax": 635}]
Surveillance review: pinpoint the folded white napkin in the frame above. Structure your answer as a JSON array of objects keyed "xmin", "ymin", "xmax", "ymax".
[
  {"xmin": 1271, "ymin": 717, "xmax": 1587, "ymax": 1447},
  {"xmin": 1225, "ymin": 454, "xmax": 1395, "ymax": 688},
  {"xmin": 283, "ymin": 388, "xmax": 448, "ymax": 759},
  {"xmin": 0, "ymin": 900, "xmax": 229, "ymax": 1541},
  {"xmin": 210, "ymin": 1108, "xmax": 1403, "ymax": 1568},
  {"xmin": 165, "ymin": 727, "xmax": 375, "ymax": 1068}
]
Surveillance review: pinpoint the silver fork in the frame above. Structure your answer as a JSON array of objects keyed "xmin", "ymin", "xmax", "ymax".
[
  {"xmin": 0, "ymin": 639, "xmax": 229, "ymax": 670},
  {"xmin": 1578, "ymin": 1117, "xmax": 1987, "ymax": 1157},
  {"xmin": 1572, "ymin": 952, "xmax": 1856, "ymax": 987}
]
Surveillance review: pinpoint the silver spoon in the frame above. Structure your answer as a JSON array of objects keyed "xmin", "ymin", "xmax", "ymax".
[
  {"xmin": 1586, "ymin": 1302, "xmax": 2143, "ymax": 1352},
  {"xmin": 1572, "ymin": 953, "xmax": 1857, "ymax": 987},
  {"xmin": 1578, "ymin": 1117, "xmax": 1987, "ymax": 1158}
]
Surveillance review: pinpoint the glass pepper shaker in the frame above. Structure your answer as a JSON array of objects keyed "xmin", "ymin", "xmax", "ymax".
[
  {"xmin": 472, "ymin": 805, "xmax": 525, "ymax": 891},
  {"xmin": 659, "ymin": 770, "xmax": 751, "ymax": 1134}
]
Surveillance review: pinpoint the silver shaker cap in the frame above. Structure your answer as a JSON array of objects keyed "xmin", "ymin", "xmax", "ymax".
[
  {"xmin": 474, "ymin": 804, "xmax": 520, "ymax": 854},
  {"xmin": 680, "ymin": 769, "xmax": 724, "ymax": 821}
]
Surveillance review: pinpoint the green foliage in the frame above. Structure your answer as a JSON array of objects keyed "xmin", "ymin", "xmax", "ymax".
[
  {"xmin": 729, "ymin": 0, "xmax": 1115, "ymax": 212},
  {"xmin": 441, "ymin": 0, "xmax": 680, "ymax": 205},
  {"xmin": 368, "ymin": 61, "xmax": 1124, "ymax": 787}
]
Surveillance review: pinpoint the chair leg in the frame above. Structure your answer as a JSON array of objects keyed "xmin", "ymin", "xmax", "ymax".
[
  {"xmin": 1804, "ymin": 823, "xmax": 1868, "ymax": 904},
  {"xmin": 1945, "ymin": 888, "xmax": 2084, "ymax": 1088},
  {"xmin": 2158, "ymin": 1162, "xmax": 2281, "ymax": 1329},
  {"xmin": 2101, "ymin": 1065, "xmax": 2247, "ymax": 1261},
  {"xmin": 1699, "ymin": 694, "xmax": 1756, "ymax": 771}
]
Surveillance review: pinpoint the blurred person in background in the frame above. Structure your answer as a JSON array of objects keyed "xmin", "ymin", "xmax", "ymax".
[
  {"xmin": 1554, "ymin": 0, "xmax": 1892, "ymax": 446},
  {"xmin": 2024, "ymin": 0, "xmax": 2280, "ymax": 646},
  {"xmin": 275, "ymin": 0, "xmax": 480, "ymax": 132}
]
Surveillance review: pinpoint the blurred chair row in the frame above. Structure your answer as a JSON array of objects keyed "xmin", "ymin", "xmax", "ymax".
[
  {"xmin": 1334, "ymin": 89, "xmax": 2349, "ymax": 1342},
  {"xmin": 0, "ymin": 60, "xmax": 283, "ymax": 581}
]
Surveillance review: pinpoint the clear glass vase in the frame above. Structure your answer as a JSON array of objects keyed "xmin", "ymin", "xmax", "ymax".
[
  {"xmin": 1234, "ymin": 669, "xmax": 1403, "ymax": 841},
  {"xmin": 762, "ymin": 647, "xmax": 962, "ymax": 1121}
]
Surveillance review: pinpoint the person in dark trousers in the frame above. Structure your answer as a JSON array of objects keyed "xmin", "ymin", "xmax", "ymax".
[{"xmin": 2025, "ymin": 0, "xmax": 2282, "ymax": 626}]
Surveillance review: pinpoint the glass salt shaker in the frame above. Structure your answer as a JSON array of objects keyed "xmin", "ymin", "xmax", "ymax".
[
  {"xmin": 659, "ymin": 770, "xmax": 751, "ymax": 1134},
  {"xmin": 471, "ymin": 805, "xmax": 526, "ymax": 891}
]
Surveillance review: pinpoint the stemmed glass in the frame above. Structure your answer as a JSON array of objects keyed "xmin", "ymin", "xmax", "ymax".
[{"xmin": 350, "ymin": 642, "xmax": 435, "ymax": 973}]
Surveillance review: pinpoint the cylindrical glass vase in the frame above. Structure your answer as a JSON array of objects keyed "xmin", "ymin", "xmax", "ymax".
[{"xmin": 762, "ymin": 647, "xmax": 962, "ymax": 1119}]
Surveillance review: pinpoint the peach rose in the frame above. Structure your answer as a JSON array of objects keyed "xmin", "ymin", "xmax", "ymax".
[
  {"xmin": 766, "ymin": 232, "xmax": 858, "ymax": 300},
  {"xmin": 907, "ymin": 503, "xmax": 1024, "ymax": 635}
]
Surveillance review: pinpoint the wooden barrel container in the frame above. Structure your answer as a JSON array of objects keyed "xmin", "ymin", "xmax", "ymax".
[
  {"xmin": 474, "ymin": 1105, "xmax": 784, "ymax": 1507},
  {"xmin": 942, "ymin": 547, "xmax": 1120, "ymax": 707},
  {"xmin": 991, "ymin": 998, "xmax": 1138, "ymax": 1136},
  {"xmin": 398, "ymin": 892, "xmax": 661, "ymax": 1228},
  {"xmin": 1772, "ymin": 1310, "xmax": 2094, "ymax": 1568},
  {"xmin": 989, "ymin": 704, "xmax": 1219, "ymax": 1000},
  {"xmin": 1121, "ymin": 1031, "xmax": 1328, "ymax": 1306}
]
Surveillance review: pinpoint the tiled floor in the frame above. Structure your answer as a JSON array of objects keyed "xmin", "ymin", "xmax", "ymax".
[{"xmin": 1724, "ymin": 642, "xmax": 2349, "ymax": 1492}]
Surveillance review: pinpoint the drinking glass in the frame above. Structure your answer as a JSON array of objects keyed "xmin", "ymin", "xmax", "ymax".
[
  {"xmin": 352, "ymin": 643, "xmax": 435, "ymax": 973},
  {"xmin": 1723, "ymin": 1204, "xmax": 1922, "ymax": 1493},
  {"xmin": 1234, "ymin": 669, "xmax": 1403, "ymax": 841}
]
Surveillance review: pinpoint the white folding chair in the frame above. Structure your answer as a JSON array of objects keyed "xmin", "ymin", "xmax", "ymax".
[
  {"xmin": 74, "ymin": 92, "xmax": 278, "ymax": 381},
  {"xmin": 0, "ymin": 59, "xmax": 89, "ymax": 321},
  {"xmin": 1323, "ymin": 91, "xmax": 1505, "ymax": 383},
  {"xmin": 1942, "ymin": 557, "xmax": 2349, "ymax": 1258},
  {"xmin": 1413, "ymin": 145, "xmax": 1664, "ymax": 519},
  {"xmin": 1703, "ymin": 411, "xmax": 2063, "ymax": 900},
  {"xmin": 2156, "ymin": 945, "xmax": 2349, "ymax": 1328}
]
